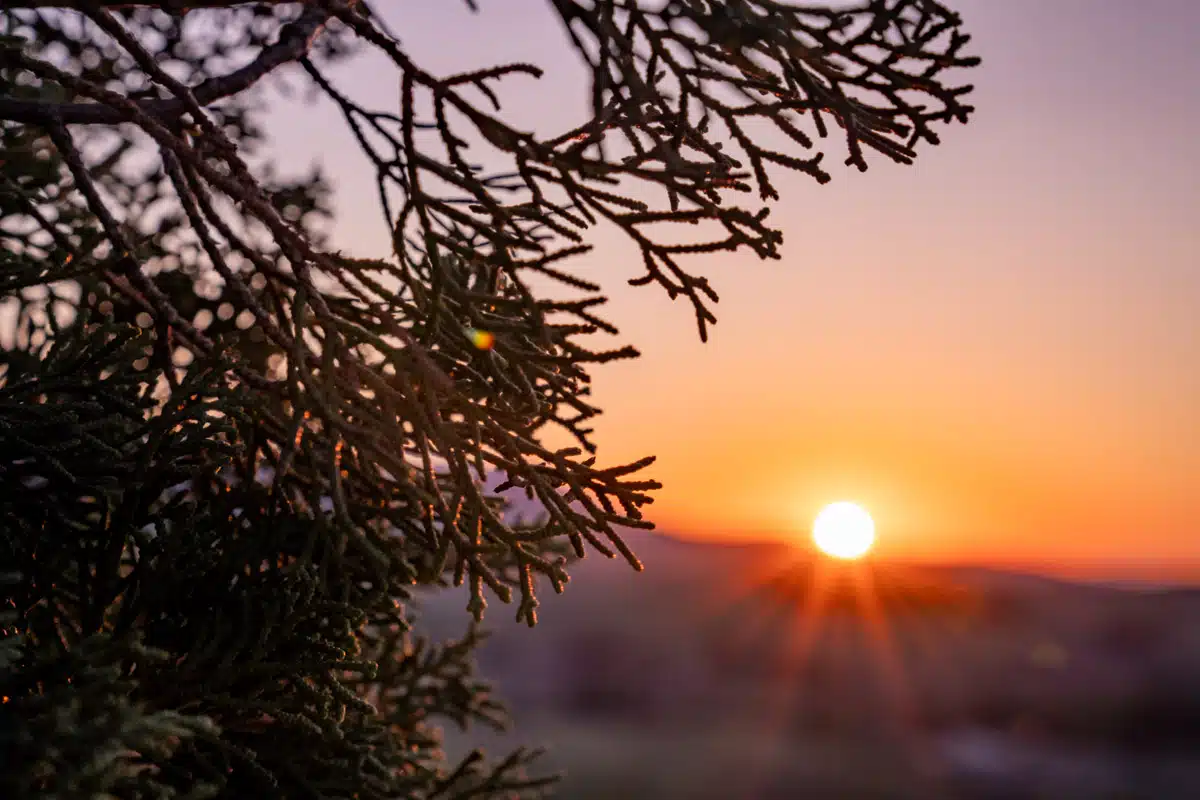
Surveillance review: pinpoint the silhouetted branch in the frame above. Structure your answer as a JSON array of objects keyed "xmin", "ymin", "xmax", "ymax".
[
  {"xmin": 5, "ymin": 0, "xmax": 295, "ymax": 9},
  {"xmin": 0, "ymin": 5, "xmax": 337, "ymax": 125},
  {"xmin": 1, "ymin": 0, "xmax": 978, "ymax": 629},
  {"xmin": 0, "ymin": 3, "xmax": 979, "ymax": 793}
]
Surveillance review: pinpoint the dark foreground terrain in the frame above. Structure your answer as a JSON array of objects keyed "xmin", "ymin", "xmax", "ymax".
[{"xmin": 419, "ymin": 532, "xmax": 1200, "ymax": 799}]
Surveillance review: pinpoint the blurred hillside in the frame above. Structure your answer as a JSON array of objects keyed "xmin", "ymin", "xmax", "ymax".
[{"xmin": 416, "ymin": 530, "xmax": 1200, "ymax": 799}]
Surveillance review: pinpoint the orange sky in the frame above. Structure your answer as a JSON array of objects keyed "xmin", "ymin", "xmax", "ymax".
[{"xmin": 264, "ymin": 1, "xmax": 1200, "ymax": 580}]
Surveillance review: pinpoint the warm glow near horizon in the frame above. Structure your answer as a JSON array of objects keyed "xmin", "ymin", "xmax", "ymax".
[{"xmin": 812, "ymin": 502, "xmax": 877, "ymax": 560}]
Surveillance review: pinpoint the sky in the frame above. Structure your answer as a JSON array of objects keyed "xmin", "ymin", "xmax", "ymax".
[{"xmin": 263, "ymin": 0, "xmax": 1199, "ymax": 581}]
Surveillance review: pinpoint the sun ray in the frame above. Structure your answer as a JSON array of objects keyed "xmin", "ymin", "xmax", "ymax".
[
  {"xmin": 851, "ymin": 564, "xmax": 948, "ymax": 787},
  {"xmin": 733, "ymin": 557, "xmax": 837, "ymax": 799}
]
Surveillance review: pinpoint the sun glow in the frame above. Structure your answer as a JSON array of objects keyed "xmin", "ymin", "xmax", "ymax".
[{"xmin": 812, "ymin": 502, "xmax": 876, "ymax": 559}]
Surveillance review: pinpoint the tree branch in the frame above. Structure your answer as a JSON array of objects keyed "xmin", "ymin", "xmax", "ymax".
[
  {"xmin": 0, "ymin": 4, "xmax": 335, "ymax": 125},
  {"xmin": 4, "ymin": 1, "xmax": 296, "ymax": 9}
]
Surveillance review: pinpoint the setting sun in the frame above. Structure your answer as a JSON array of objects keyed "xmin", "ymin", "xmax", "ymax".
[{"xmin": 812, "ymin": 502, "xmax": 876, "ymax": 560}]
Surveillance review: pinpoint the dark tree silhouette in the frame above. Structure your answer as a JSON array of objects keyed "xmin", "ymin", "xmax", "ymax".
[{"xmin": 0, "ymin": 1, "xmax": 978, "ymax": 797}]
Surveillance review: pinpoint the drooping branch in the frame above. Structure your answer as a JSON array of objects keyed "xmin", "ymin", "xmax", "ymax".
[
  {"xmin": 0, "ymin": 4, "xmax": 984, "ymax": 794},
  {"xmin": 0, "ymin": 4, "xmax": 339, "ymax": 125},
  {"xmin": 1, "ymin": 0, "xmax": 978, "ymax": 626},
  {"xmin": 3, "ymin": 0, "xmax": 296, "ymax": 10}
]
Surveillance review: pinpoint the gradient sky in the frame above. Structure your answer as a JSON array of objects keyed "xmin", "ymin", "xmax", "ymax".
[{"xmin": 264, "ymin": 0, "xmax": 1199, "ymax": 580}]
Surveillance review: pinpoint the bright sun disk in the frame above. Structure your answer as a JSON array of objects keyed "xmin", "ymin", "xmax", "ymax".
[{"xmin": 812, "ymin": 502, "xmax": 876, "ymax": 560}]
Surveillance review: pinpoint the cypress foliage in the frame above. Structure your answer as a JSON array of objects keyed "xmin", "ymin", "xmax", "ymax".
[{"xmin": 0, "ymin": 2, "xmax": 978, "ymax": 797}]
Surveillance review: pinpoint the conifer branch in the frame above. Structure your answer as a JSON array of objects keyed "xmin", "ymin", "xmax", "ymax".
[
  {"xmin": 0, "ymin": 2, "xmax": 979, "ymax": 795},
  {"xmin": 0, "ymin": 4, "xmax": 339, "ymax": 125}
]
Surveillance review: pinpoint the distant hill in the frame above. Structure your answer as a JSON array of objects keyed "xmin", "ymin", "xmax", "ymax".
[{"xmin": 417, "ymin": 527, "xmax": 1200, "ymax": 798}]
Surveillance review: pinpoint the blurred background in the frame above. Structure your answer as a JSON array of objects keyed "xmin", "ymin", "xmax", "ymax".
[{"xmin": 422, "ymin": 531, "xmax": 1200, "ymax": 799}]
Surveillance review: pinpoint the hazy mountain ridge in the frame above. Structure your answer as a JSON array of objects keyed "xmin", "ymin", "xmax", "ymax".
[{"xmin": 417, "ymin": 529, "xmax": 1200, "ymax": 798}]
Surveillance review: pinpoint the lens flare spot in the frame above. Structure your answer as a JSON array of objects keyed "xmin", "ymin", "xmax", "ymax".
[{"xmin": 467, "ymin": 328, "xmax": 495, "ymax": 350}]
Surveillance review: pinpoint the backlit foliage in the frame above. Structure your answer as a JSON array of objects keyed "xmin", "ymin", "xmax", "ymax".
[{"xmin": 0, "ymin": 1, "xmax": 978, "ymax": 797}]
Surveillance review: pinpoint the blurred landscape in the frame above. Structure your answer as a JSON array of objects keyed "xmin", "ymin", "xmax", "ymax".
[{"xmin": 420, "ymin": 531, "xmax": 1200, "ymax": 799}]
